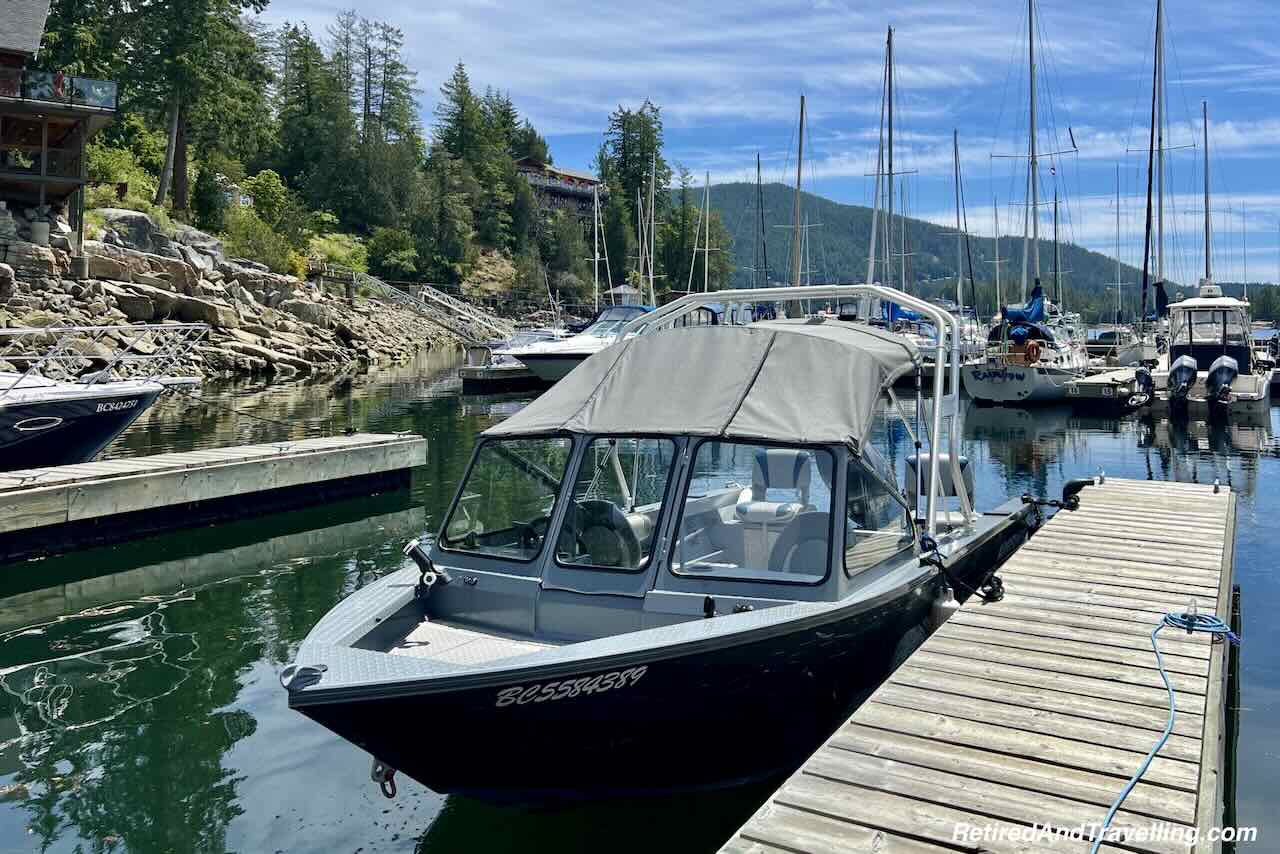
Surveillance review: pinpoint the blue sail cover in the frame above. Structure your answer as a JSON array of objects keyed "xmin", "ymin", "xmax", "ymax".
[
  {"xmin": 882, "ymin": 301, "xmax": 923, "ymax": 323},
  {"xmin": 1001, "ymin": 285, "xmax": 1045, "ymax": 324}
]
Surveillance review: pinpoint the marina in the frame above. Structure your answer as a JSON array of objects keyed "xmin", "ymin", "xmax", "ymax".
[
  {"xmin": 0, "ymin": 352, "xmax": 1271, "ymax": 853},
  {"xmin": 1, "ymin": 0, "xmax": 1278, "ymax": 850}
]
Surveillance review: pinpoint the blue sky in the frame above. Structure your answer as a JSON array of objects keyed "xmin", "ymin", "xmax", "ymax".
[{"xmin": 260, "ymin": 0, "xmax": 1280, "ymax": 284}]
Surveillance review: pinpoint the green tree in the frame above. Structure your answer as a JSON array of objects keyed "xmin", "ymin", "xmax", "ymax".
[
  {"xmin": 434, "ymin": 62, "xmax": 485, "ymax": 168},
  {"xmin": 192, "ymin": 161, "xmax": 226, "ymax": 232},
  {"xmin": 367, "ymin": 227, "xmax": 419, "ymax": 279},
  {"xmin": 242, "ymin": 169, "xmax": 289, "ymax": 227}
]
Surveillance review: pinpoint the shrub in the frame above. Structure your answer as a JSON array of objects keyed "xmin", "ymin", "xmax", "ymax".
[
  {"xmin": 84, "ymin": 140, "xmax": 168, "ymax": 227},
  {"xmin": 242, "ymin": 169, "xmax": 289, "ymax": 228},
  {"xmin": 222, "ymin": 206, "xmax": 293, "ymax": 274},
  {"xmin": 308, "ymin": 232, "xmax": 368, "ymax": 273}
]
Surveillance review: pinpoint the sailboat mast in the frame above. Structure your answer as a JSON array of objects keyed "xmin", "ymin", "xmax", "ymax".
[
  {"xmin": 1202, "ymin": 100, "xmax": 1211, "ymax": 283},
  {"xmin": 1138, "ymin": 2, "xmax": 1159, "ymax": 338},
  {"xmin": 1115, "ymin": 163, "xmax": 1121, "ymax": 322},
  {"xmin": 1053, "ymin": 188, "xmax": 1061, "ymax": 304},
  {"xmin": 901, "ymin": 178, "xmax": 908, "ymax": 292},
  {"xmin": 954, "ymin": 130, "xmax": 963, "ymax": 309},
  {"xmin": 592, "ymin": 185, "xmax": 600, "ymax": 311},
  {"xmin": 1028, "ymin": 0, "xmax": 1041, "ymax": 286},
  {"xmin": 752, "ymin": 153, "xmax": 762, "ymax": 286},
  {"xmin": 636, "ymin": 188, "xmax": 645, "ymax": 287},
  {"xmin": 887, "ymin": 27, "xmax": 895, "ymax": 292},
  {"xmin": 753, "ymin": 154, "xmax": 761, "ymax": 287},
  {"xmin": 867, "ymin": 35, "xmax": 888, "ymax": 286},
  {"xmin": 703, "ymin": 171, "xmax": 711, "ymax": 293},
  {"xmin": 994, "ymin": 198, "xmax": 1002, "ymax": 310},
  {"xmin": 1156, "ymin": 0, "xmax": 1165, "ymax": 283},
  {"xmin": 790, "ymin": 95, "xmax": 805, "ymax": 288},
  {"xmin": 649, "ymin": 154, "xmax": 657, "ymax": 304}
]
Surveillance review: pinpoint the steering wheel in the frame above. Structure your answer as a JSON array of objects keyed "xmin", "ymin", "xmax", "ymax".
[
  {"xmin": 561, "ymin": 500, "xmax": 641, "ymax": 568},
  {"xmin": 512, "ymin": 516, "xmax": 551, "ymax": 551}
]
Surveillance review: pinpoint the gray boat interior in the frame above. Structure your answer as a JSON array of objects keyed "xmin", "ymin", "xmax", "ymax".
[{"xmin": 288, "ymin": 292, "xmax": 1008, "ymax": 695}]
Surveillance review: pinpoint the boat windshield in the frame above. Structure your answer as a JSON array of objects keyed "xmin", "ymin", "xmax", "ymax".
[
  {"xmin": 672, "ymin": 441, "xmax": 835, "ymax": 584},
  {"xmin": 555, "ymin": 437, "xmax": 677, "ymax": 570},
  {"xmin": 1170, "ymin": 309, "xmax": 1249, "ymax": 346},
  {"xmin": 581, "ymin": 306, "xmax": 648, "ymax": 338},
  {"xmin": 441, "ymin": 437, "xmax": 573, "ymax": 561}
]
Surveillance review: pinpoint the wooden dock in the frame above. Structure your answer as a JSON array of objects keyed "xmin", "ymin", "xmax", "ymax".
[
  {"xmin": 722, "ymin": 478, "xmax": 1238, "ymax": 854},
  {"xmin": 0, "ymin": 433, "xmax": 426, "ymax": 562}
]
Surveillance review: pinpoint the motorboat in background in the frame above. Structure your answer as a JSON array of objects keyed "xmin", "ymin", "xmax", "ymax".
[
  {"xmin": 1151, "ymin": 281, "xmax": 1270, "ymax": 414},
  {"xmin": 495, "ymin": 304, "xmax": 654, "ymax": 384},
  {"xmin": 282, "ymin": 285, "xmax": 1038, "ymax": 803},
  {"xmin": 0, "ymin": 323, "xmax": 206, "ymax": 471},
  {"xmin": 459, "ymin": 327, "xmax": 570, "ymax": 394}
]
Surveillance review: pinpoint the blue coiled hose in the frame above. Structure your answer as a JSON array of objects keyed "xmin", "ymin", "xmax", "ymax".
[{"xmin": 1089, "ymin": 610, "xmax": 1240, "ymax": 853}]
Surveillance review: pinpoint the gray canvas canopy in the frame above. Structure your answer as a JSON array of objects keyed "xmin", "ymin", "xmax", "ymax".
[{"xmin": 485, "ymin": 320, "xmax": 919, "ymax": 448}]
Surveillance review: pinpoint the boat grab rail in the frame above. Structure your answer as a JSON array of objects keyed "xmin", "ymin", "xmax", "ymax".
[
  {"xmin": 0, "ymin": 323, "xmax": 209, "ymax": 397},
  {"xmin": 622, "ymin": 284, "xmax": 969, "ymax": 536}
]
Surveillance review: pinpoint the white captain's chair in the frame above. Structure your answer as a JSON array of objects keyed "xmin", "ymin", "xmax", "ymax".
[{"xmin": 735, "ymin": 449, "xmax": 813, "ymax": 567}]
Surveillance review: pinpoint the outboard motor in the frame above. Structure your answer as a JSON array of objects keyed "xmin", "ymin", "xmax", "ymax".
[
  {"xmin": 1129, "ymin": 366, "xmax": 1153, "ymax": 408},
  {"xmin": 1168, "ymin": 355, "xmax": 1198, "ymax": 402},
  {"xmin": 1205, "ymin": 355, "xmax": 1239, "ymax": 404}
]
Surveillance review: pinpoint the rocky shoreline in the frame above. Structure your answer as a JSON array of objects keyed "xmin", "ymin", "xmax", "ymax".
[{"xmin": 0, "ymin": 209, "xmax": 457, "ymax": 382}]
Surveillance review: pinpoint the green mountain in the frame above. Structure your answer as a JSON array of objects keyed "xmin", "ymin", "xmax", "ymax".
[{"xmin": 703, "ymin": 182, "xmax": 1147, "ymax": 319}]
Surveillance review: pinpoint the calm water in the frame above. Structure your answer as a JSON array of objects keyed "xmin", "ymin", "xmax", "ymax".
[{"xmin": 0, "ymin": 350, "xmax": 1276, "ymax": 853}]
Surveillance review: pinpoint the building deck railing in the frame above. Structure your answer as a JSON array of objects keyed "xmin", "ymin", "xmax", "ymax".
[{"xmin": 0, "ymin": 69, "xmax": 118, "ymax": 112}]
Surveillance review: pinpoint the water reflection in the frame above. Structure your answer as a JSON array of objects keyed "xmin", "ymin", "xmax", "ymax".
[{"xmin": 0, "ymin": 352, "xmax": 1272, "ymax": 853}]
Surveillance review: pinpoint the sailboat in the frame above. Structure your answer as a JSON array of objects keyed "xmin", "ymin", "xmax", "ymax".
[
  {"xmin": 1149, "ymin": 101, "xmax": 1270, "ymax": 413},
  {"xmin": 865, "ymin": 29, "xmax": 983, "ymax": 381},
  {"xmin": 960, "ymin": 0, "xmax": 1088, "ymax": 404}
]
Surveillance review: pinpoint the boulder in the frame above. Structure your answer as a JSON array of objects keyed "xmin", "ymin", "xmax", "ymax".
[
  {"xmin": 177, "ymin": 243, "xmax": 214, "ymax": 274},
  {"xmin": 279, "ymin": 298, "xmax": 331, "ymax": 329},
  {"xmin": 113, "ymin": 292, "xmax": 155, "ymax": 322},
  {"xmin": 171, "ymin": 224, "xmax": 225, "ymax": 264},
  {"xmin": 108, "ymin": 281, "xmax": 179, "ymax": 317},
  {"xmin": 91, "ymin": 208, "xmax": 164, "ymax": 253},
  {"xmin": 145, "ymin": 255, "xmax": 198, "ymax": 294},
  {"xmin": 221, "ymin": 340, "xmax": 313, "ymax": 375},
  {"xmin": 0, "ymin": 263, "xmax": 12, "ymax": 301},
  {"xmin": 176, "ymin": 294, "xmax": 239, "ymax": 329},
  {"xmin": 0, "ymin": 239, "xmax": 65, "ymax": 279}
]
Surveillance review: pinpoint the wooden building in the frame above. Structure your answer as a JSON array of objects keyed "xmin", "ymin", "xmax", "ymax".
[
  {"xmin": 514, "ymin": 157, "xmax": 603, "ymax": 218},
  {"xmin": 0, "ymin": 0, "xmax": 117, "ymax": 261}
]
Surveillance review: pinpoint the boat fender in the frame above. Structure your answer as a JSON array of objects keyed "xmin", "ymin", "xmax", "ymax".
[
  {"xmin": 1129, "ymin": 367, "xmax": 1153, "ymax": 407},
  {"xmin": 703, "ymin": 596, "xmax": 716, "ymax": 618},
  {"xmin": 930, "ymin": 587, "xmax": 960, "ymax": 630},
  {"xmin": 371, "ymin": 759, "xmax": 398, "ymax": 799},
  {"xmin": 403, "ymin": 538, "xmax": 451, "ymax": 599},
  {"xmin": 279, "ymin": 663, "xmax": 327, "ymax": 692}
]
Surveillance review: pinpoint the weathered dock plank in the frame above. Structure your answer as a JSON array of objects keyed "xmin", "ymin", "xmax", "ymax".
[
  {"xmin": 0, "ymin": 433, "xmax": 427, "ymax": 562},
  {"xmin": 720, "ymin": 478, "xmax": 1236, "ymax": 854}
]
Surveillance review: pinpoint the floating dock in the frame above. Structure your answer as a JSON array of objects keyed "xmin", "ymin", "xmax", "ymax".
[
  {"xmin": 1067, "ymin": 367, "xmax": 1143, "ymax": 408},
  {"xmin": 0, "ymin": 433, "xmax": 426, "ymax": 562},
  {"xmin": 722, "ymin": 478, "xmax": 1237, "ymax": 854}
]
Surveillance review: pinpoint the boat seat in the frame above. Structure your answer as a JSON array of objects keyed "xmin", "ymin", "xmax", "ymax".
[
  {"xmin": 735, "ymin": 449, "xmax": 813, "ymax": 566},
  {"xmin": 769, "ymin": 511, "xmax": 831, "ymax": 575}
]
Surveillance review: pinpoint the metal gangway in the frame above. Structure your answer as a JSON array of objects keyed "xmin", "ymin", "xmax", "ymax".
[{"xmin": 310, "ymin": 262, "xmax": 513, "ymax": 346}]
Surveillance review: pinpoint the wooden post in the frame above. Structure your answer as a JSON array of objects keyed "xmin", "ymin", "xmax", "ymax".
[{"xmin": 38, "ymin": 117, "xmax": 47, "ymax": 206}]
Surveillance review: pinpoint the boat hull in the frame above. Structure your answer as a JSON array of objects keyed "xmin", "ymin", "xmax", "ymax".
[
  {"xmin": 511, "ymin": 352, "xmax": 588, "ymax": 383},
  {"xmin": 962, "ymin": 361, "xmax": 1080, "ymax": 404},
  {"xmin": 0, "ymin": 386, "xmax": 162, "ymax": 471},
  {"xmin": 291, "ymin": 512, "xmax": 1029, "ymax": 803}
]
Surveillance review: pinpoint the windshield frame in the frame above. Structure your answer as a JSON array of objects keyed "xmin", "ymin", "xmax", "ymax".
[
  {"xmin": 667, "ymin": 437, "xmax": 838, "ymax": 587},
  {"xmin": 436, "ymin": 433, "xmax": 576, "ymax": 565},
  {"xmin": 551, "ymin": 434, "xmax": 682, "ymax": 575}
]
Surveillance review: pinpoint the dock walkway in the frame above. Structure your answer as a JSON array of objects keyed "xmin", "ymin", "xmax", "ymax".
[
  {"xmin": 0, "ymin": 433, "xmax": 426, "ymax": 561},
  {"xmin": 722, "ymin": 478, "xmax": 1237, "ymax": 854}
]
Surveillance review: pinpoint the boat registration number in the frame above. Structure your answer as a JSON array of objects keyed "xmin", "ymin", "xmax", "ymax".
[{"xmin": 494, "ymin": 666, "xmax": 648, "ymax": 708}]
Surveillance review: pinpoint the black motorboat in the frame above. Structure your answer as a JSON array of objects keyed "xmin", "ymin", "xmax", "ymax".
[{"xmin": 282, "ymin": 285, "xmax": 1037, "ymax": 802}]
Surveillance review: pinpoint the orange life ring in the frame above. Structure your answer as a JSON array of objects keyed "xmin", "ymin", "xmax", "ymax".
[{"xmin": 1025, "ymin": 340, "xmax": 1042, "ymax": 364}]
